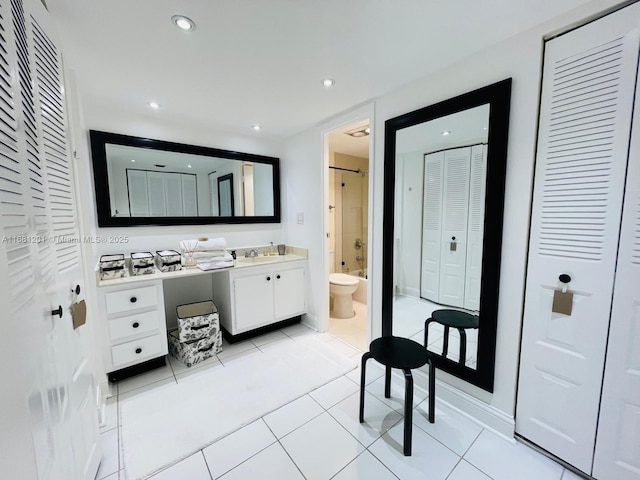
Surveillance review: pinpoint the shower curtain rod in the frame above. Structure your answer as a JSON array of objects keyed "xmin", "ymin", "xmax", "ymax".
[{"xmin": 329, "ymin": 166, "xmax": 364, "ymax": 174}]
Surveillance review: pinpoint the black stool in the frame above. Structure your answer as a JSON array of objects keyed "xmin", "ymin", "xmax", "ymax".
[
  {"xmin": 359, "ymin": 336, "xmax": 435, "ymax": 456},
  {"xmin": 424, "ymin": 309, "xmax": 479, "ymax": 366}
]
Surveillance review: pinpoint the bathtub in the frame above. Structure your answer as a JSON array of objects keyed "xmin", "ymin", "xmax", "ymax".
[{"xmin": 347, "ymin": 270, "xmax": 367, "ymax": 304}]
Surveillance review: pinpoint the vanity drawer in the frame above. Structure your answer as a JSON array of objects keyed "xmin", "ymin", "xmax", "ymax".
[
  {"xmin": 108, "ymin": 310, "xmax": 160, "ymax": 342},
  {"xmin": 111, "ymin": 334, "xmax": 163, "ymax": 368},
  {"xmin": 105, "ymin": 285, "xmax": 158, "ymax": 315}
]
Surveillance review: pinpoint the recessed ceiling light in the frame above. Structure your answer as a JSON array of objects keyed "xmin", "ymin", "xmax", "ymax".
[
  {"xmin": 130, "ymin": 159, "xmax": 136, "ymax": 162},
  {"xmin": 172, "ymin": 15, "xmax": 196, "ymax": 31},
  {"xmin": 442, "ymin": 130, "xmax": 451, "ymax": 136},
  {"xmin": 187, "ymin": 164, "xmax": 192, "ymax": 168},
  {"xmin": 252, "ymin": 125, "xmax": 262, "ymax": 131},
  {"xmin": 345, "ymin": 125, "xmax": 370, "ymax": 138},
  {"xmin": 148, "ymin": 101, "xmax": 160, "ymax": 109},
  {"xmin": 322, "ymin": 78, "xmax": 335, "ymax": 88},
  {"xmin": 483, "ymin": 127, "xmax": 488, "ymax": 130}
]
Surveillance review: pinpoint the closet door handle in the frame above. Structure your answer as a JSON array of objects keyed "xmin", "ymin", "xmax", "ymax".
[
  {"xmin": 266, "ymin": 276, "xmax": 271, "ymax": 281},
  {"xmin": 135, "ymin": 348, "xmax": 142, "ymax": 354},
  {"xmin": 276, "ymin": 274, "xmax": 281, "ymax": 279},
  {"xmin": 559, "ymin": 274, "xmax": 571, "ymax": 284},
  {"xmin": 130, "ymin": 296, "xmax": 137, "ymax": 303},
  {"xmin": 132, "ymin": 322, "xmax": 140, "ymax": 329}
]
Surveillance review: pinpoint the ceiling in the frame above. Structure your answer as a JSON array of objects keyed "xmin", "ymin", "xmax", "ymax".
[{"xmin": 48, "ymin": 0, "xmax": 592, "ymax": 141}]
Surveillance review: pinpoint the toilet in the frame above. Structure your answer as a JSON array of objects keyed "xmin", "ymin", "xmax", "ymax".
[{"xmin": 329, "ymin": 273, "xmax": 360, "ymax": 318}]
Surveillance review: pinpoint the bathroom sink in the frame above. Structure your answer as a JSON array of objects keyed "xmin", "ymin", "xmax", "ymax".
[{"xmin": 236, "ymin": 256, "xmax": 279, "ymax": 265}]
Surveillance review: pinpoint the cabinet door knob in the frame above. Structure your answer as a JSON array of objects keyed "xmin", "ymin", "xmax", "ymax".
[
  {"xmin": 559, "ymin": 274, "xmax": 571, "ymax": 283},
  {"xmin": 130, "ymin": 296, "xmax": 137, "ymax": 303},
  {"xmin": 266, "ymin": 276, "xmax": 271, "ymax": 281},
  {"xmin": 135, "ymin": 348, "xmax": 142, "ymax": 354},
  {"xmin": 51, "ymin": 305, "xmax": 63, "ymax": 318},
  {"xmin": 276, "ymin": 274, "xmax": 281, "ymax": 279},
  {"xmin": 132, "ymin": 322, "xmax": 140, "ymax": 328}
]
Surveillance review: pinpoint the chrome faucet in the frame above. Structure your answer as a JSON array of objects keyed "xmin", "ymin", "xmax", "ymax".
[{"xmin": 245, "ymin": 248, "xmax": 259, "ymax": 258}]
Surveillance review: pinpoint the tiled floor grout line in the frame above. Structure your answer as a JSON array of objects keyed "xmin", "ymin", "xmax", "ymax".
[{"xmin": 199, "ymin": 450, "xmax": 214, "ymax": 480}]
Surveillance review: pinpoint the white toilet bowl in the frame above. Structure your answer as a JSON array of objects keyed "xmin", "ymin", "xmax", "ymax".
[{"xmin": 329, "ymin": 273, "xmax": 359, "ymax": 319}]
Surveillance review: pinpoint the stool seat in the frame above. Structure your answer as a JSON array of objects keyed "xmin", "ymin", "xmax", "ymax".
[
  {"xmin": 370, "ymin": 337, "xmax": 430, "ymax": 370},
  {"xmin": 425, "ymin": 309, "xmax": 479, "ymax": 366},
  {"xmin": 431, "ymin": 309, "xmax": 479, "ymax": 329}
]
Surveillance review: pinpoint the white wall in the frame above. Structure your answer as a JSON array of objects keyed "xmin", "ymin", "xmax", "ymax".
[
  {"xmin": 281, "ymin": 0, "xmax": 625, "ymax": 432},
  {"xmin": 281, "ymin": 104, "xmax": 375, "ymax": 331}
]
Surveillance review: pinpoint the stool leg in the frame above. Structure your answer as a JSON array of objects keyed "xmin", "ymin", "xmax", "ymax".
[
  {"xmin": 428, "ymin": 358, "xmax": 435, "ymax": 424},
  {"xmin": 384, "ymin": 366, "xmax": 391, "ymax": 398},
  {"xmin": 443, "ymin": 325, "xmax": 450, "ymax": 357},
  {"xmin": 403, "ymin": 369, "xmax": 413, "ymax": 456},
  {"xmin": 424, "ymin": 319, "xmax": 433, "ymax": 348},
  {"xmin": 359, "ymin": 352, "xmax": 372, "ymax": 423},
  {"xmin": 459, "ymin": 328, "xmax": 467, "ymax": 366}
]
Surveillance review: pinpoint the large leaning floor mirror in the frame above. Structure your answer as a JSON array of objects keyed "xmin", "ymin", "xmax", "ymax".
[{"xmin": 382, "ymin": 79, "xmax": 512, "ymax": 391}]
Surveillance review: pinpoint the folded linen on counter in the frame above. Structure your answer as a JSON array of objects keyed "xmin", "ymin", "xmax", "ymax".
[
  {"xmin": 190, "ymin": 252, "xmax": 233, "ymax": 262},
  {"xmin": 197, "ymin": 260, "xmax": 234, "ymax": 271},
  {"xmin": 180, "ymin": 238, "xmax": 227, "ymax": 252},
  {"xmin": 191, "ymin": 250, "xmax": 229, "ymax": 260}
]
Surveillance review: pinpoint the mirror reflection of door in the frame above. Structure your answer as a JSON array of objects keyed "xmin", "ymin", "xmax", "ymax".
[
  {"xmin": 217, "ymin": 173, "xmax": 234, "ymax": 216},
  {"xmin": 394, "ymin": 104, "xmax": 489, "ymax": 370}
]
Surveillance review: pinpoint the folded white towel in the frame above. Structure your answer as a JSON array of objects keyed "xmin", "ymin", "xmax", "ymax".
[
  {"xmin": 182, "ymin": 252, "xmax": 233, "ymax": 263},
  {"xmin": 191, "ymin": 250, "xmax": 228, "ymax": 259},
  {"xmin": 197, "ymin": 260, "xmax": 234, "ymax": 271},
  {"xmin": 180, "ymin": 238, "xmax": 227, "ymax": 252}
]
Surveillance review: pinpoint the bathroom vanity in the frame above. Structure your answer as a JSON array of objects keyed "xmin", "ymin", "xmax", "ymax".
[{"xmin": 95, "ymin": 250, "xmax": 307, "ymax": 380}]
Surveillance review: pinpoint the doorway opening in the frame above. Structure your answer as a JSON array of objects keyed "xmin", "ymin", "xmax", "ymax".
[{"xmin": 326, "ymin": 119, "xmax": 370, "ymax": 351}]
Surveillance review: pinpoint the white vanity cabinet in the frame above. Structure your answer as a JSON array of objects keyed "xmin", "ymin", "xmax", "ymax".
[
  {"xmin": 212, "ymin": 260, "xmax": 306, "ymax": 337},
  {"xmin": 97, "ymin": 280, "xmax": 168, "ymax": 374}
]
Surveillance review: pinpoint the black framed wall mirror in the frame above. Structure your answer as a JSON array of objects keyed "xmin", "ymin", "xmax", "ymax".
[
  {"xmin": 382, "ymin": 79, "xmax": 512, "ymax": 392},
  {"xmin": 90, "ymin": 130, "xmax": 281, "ymax": 227}
]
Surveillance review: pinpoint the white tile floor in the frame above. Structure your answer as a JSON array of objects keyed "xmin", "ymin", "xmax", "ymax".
[{"xmin": 97, "ymin": 322, "xmax": 583, "ymax": 480}]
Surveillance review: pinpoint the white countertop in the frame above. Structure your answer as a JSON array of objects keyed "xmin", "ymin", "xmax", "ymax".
[{"xmin": 97, "ymin": 253, "xmax": 307, "ymax": 287}]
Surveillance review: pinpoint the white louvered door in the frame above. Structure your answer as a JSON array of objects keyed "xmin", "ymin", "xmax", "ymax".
[
  {"xmin": 464, "ymin": 144, "xmax": 486, "ymax": 311},
  {"xmin": 516, "ymin": 4, "xmax": 640, "ymax": 473},
  {"xmin": 438, "ymin": 147, "xmax": 470, "ymax": 308},
  {"xmin": 592, "ymin": 38, "xmax": 640, "ymax": 479},
  {"xmin": 181, "ymin": 174, "xmax": 198, "ymax": 215},
  {"xmin": 0, "ymin": 1, "xmax": 100, "ymax": 479},
  {"xmin": 421, "ymin": 151, "xmax": 443, "ymax": 301},
  {"xmin": 127, "ymin": 169, "xmax": 149, "ymax": 216}
]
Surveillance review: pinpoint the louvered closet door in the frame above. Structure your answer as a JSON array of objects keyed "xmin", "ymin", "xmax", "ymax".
[
  {"xmin": 0, "ymin": 1, "xmax": 99, "ymax": 478},
  {"xmin": 516, "ymin": 4, "xmax": 640, "ymax": 473},
  {"xmin": 464, "ymin": 144, "xmax": 486, "ymax": 311},
  {"xmin": 31, "ymin": 10, "xmax": 100, "ymax": 480},
  {"xmin": 181, "ymin": 174, "xmax": 198, "ymax": 216},
  {"xmin": 421, "ymin": 151, "xmax": 444, "ymax": 301},
  {"xmin": 127, "ymin": 169, "xmax": 149, "ymax": 216},
  {"xmin": 438, "ymin": 147, "xmax": 470, "ymax": 308},
  {"xmin": 592, "ymin": 41, "xmax": 640, "ymax": 479}
]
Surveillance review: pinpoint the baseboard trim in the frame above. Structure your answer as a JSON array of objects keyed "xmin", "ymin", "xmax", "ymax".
[
  {"xmin": 436, "ymin": 379, "xmax": 516, "ymax": 440},
  {"xmin": 408, "ymin": 368, "xmax": 516, "ymax": 440},
  {"xmin": 302, "ymin": 313, "xmax": 319, "ymax": 331}
]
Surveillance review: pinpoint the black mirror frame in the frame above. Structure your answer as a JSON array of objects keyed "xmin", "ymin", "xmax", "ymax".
[
  {"xmin": 382, "ymin": 79, "xmax": 512, "ymax": 392},
  {"xmin": 89, "ymin": 130, "xmax": 281, "ymax": 227}
]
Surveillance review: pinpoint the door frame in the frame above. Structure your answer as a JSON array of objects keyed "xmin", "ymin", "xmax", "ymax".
[{"xmin": 319, "ymin": 104, "xmax": 375, "ymax": 340}]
